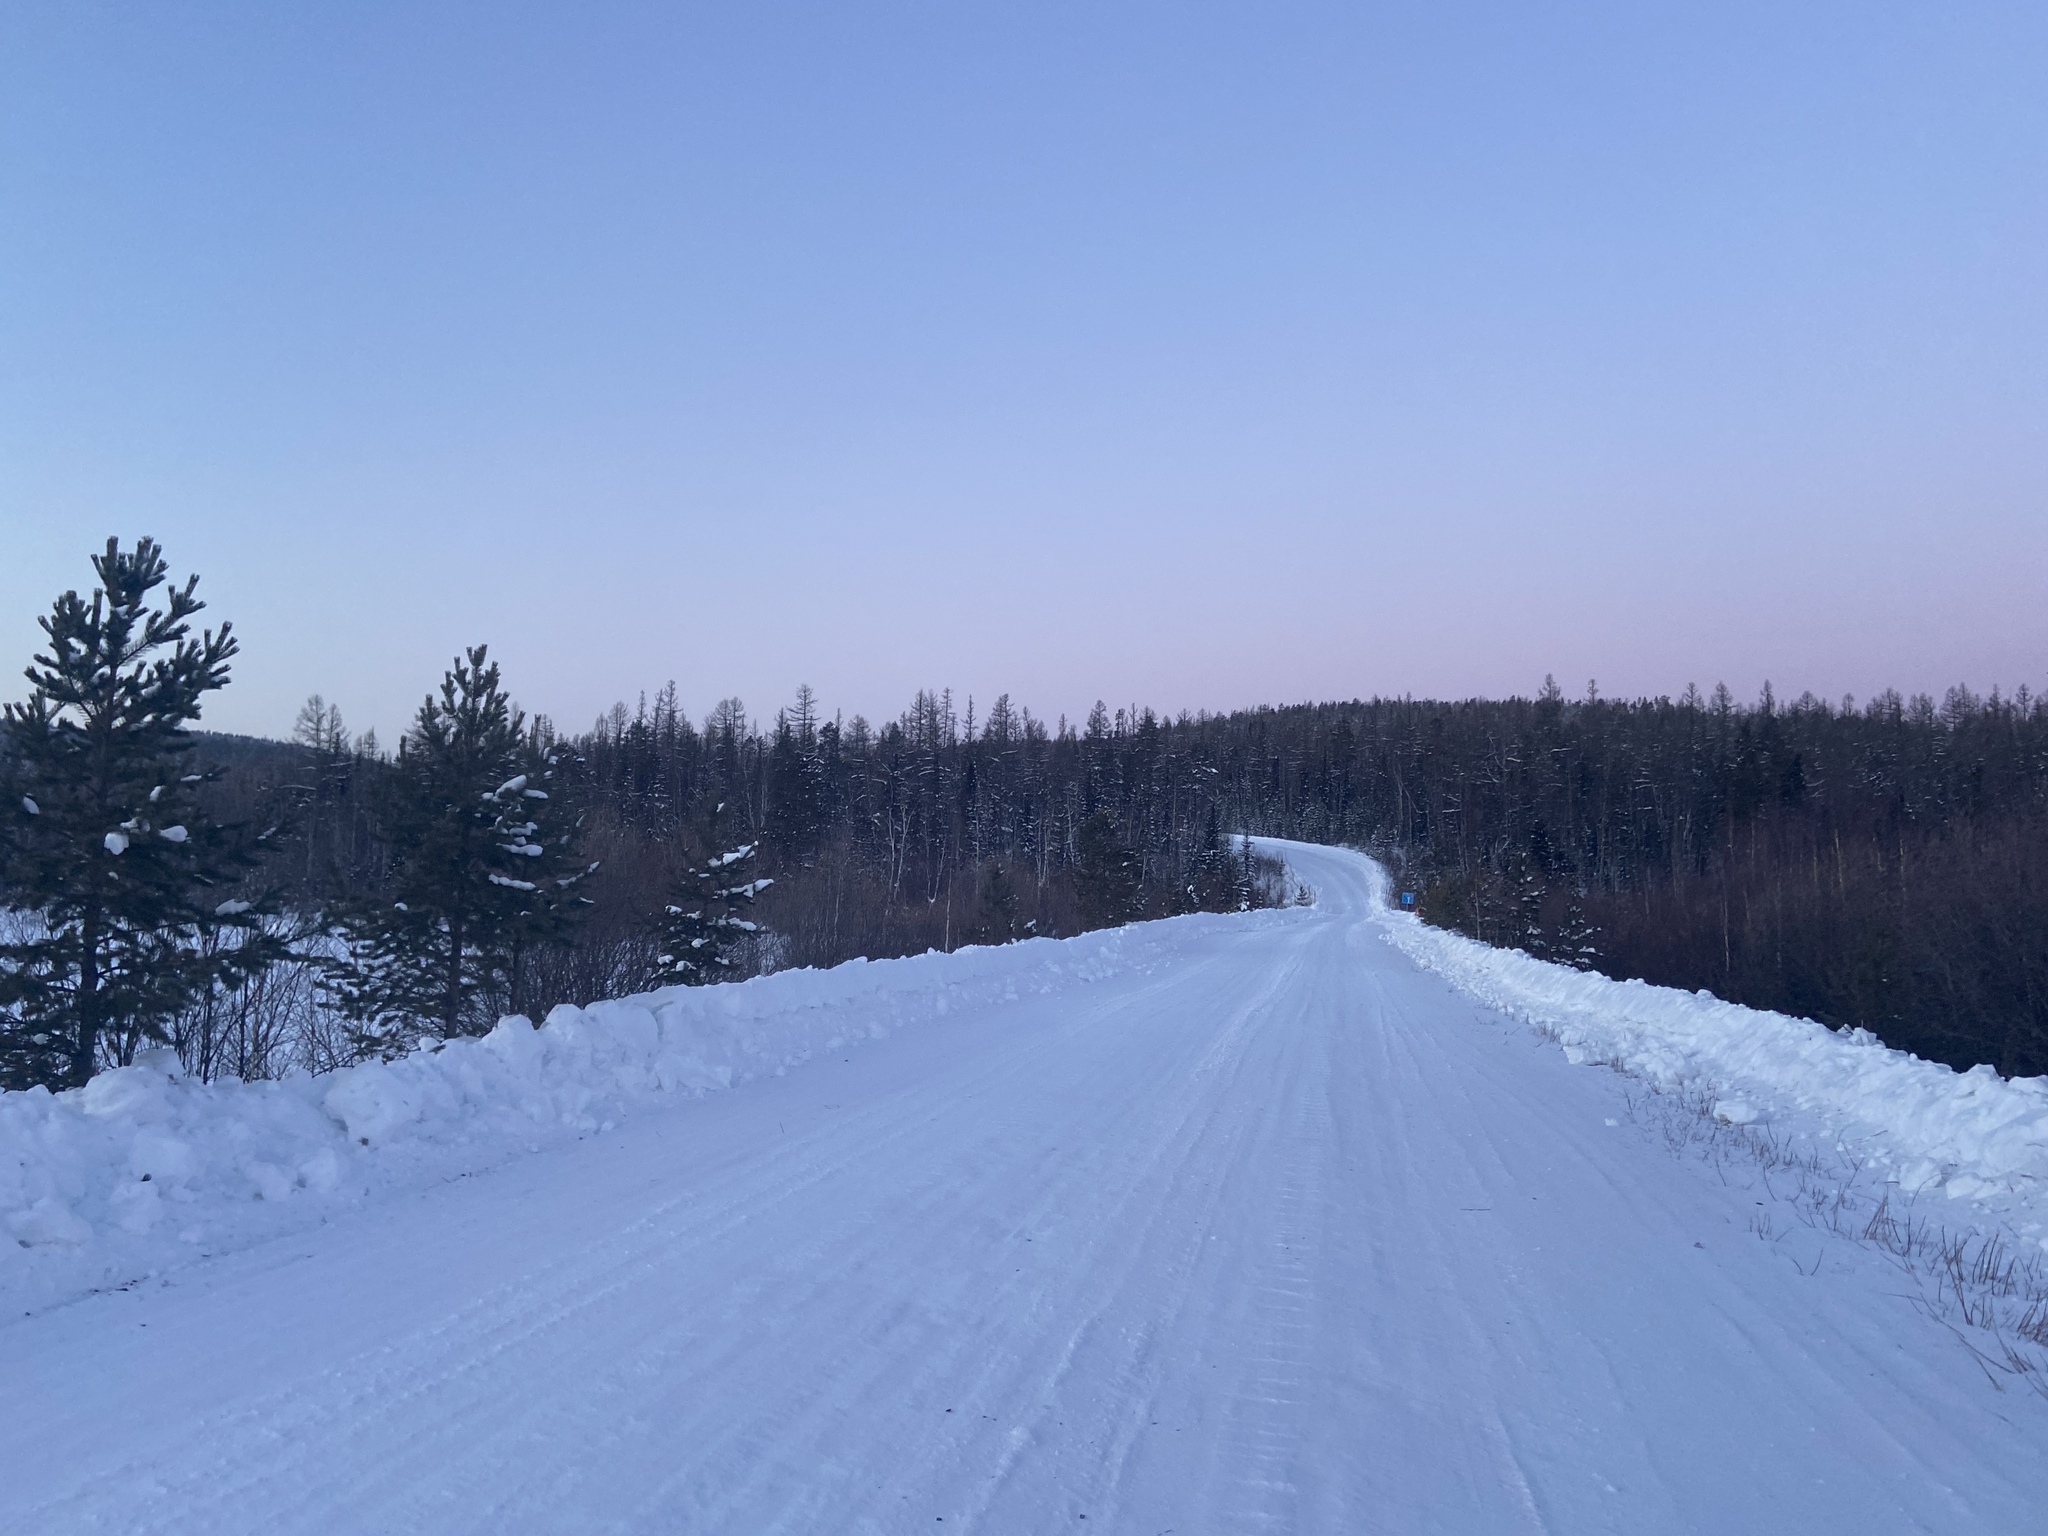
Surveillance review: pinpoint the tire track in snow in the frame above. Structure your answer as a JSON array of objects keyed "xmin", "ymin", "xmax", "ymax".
[
  {"xmin": 8, "ymin": 845, "xmax": 2048, "ymax": 1534},
  {"xmin": 14, "ymin": 953, "xmax": 1261, "ymax": 1534},
  {"xmin": 950, "ymin": 925, "xmax": 1320, "ymax": 1533}
]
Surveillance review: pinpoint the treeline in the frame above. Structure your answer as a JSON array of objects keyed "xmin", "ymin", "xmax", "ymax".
[
  {"xmin": 59, "ymin": 667, "xmax": 2048, "ymax": 1081},
  {"xmin": 203, "ymin": 683, "xmax": 1286, "ymax": 1025},
  {"xmin": 10, "ymin": 538, "xmax": 2042, "ymax": 1087},
  {"xmin": 1164, "ymin": 679, "xmax": 2048, "ymax": 1078},
  {"xmin": 0, "ymin": 537, "xmax": 1284, "ymax": 1090},
  {"xmin": 265, "ymin": 670, "xmax": 2048, "ymax": 1081}
]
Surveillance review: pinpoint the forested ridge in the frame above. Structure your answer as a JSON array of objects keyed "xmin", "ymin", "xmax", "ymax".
[
  {"xmin": 0, "ymin": 543, "xmax": 1285, "ymax": 1091},
  {"xmin": 202, "ymin": 672, "xmax": 2048, "ymax": 1077},
  {"xmin": 1197, "ymin": 678, "xmax": 2048, "ymax": 1077},
  {"xmin": 196, "ymin": 683, "xmax": 1286, "ymax": 1013},
  {"xmin": 6, "ymin": 540, "xmax": 2042, "ymax": 1085}
]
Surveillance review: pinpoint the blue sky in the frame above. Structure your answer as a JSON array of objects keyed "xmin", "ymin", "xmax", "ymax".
[{"xmin": 3, "ymin": 3, "xmax": 2045, "ymax": 741}]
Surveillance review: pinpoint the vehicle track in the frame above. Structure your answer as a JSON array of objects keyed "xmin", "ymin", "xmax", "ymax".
[{"xmin": 3, "ymin": 844, "xmax": 2043, "ymax": 1534}]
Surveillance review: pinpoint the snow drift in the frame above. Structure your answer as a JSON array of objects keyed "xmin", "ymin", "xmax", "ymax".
[
  {"xmin": 10, "ymin": 838, "xmax": 2048, "ymax": 1322},
  {"xmin": 0, "ymin": 916, "xmax": 1215, "ymax": 1316},
  {"xmin": 1346, "ymin": 851, "xmax": 2048, "ymax": 1247}
]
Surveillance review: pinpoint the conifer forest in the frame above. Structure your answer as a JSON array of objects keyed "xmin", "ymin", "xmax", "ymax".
[{"xmin": 4, "ymin": 540, "xmax": 2045, "ymax": 1087}]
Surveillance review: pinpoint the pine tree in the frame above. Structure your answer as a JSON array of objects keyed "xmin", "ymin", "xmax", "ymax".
[
  {"xmin": 0, "ymin": 537, "xmax": 278, "ymax": 1089},
  {"xmin": 654, "ymin": 843, "xmax": 772, "ymax": 984},
  {"xmin": 328, "ymin": 647, "xmax": 592, "ymax": 1052}
]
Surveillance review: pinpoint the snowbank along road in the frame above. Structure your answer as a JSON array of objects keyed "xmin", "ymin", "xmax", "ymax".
[{"xmin": 4, "ymin": 841, "xmax": 2046, "ymax": 1534}]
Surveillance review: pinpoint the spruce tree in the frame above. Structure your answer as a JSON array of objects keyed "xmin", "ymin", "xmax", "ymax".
[
  {"xmin": 654, "ymin": 844, "xmax": 771, "ymax": 984},
  {"xmin": 1554, "ymin": 896, "xmax": 1600, "ymax": 970},
  {"xmin": 0, "ymin": 537, "xmax": 277, "ymax": 1090},
  {"xmin": 329, "ymin": 647, "xmax": 592, "ymax": 1051}
]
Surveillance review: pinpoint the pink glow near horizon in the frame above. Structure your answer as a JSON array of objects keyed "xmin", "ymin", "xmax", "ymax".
[{"xmin": 3, "ymin": 5, "xmax": 2043, "ymax": 743}]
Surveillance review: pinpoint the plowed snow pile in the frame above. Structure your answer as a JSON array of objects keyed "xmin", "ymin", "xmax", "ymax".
[
  {"xmin": 2, "ymin": 916, "xmax": 1215, "ymax": 1315},
  {"xmin": 7, "ymin": 841, "xmax": 2045, "ymax": 1327},
  {"xmin": 1365, "ymin": 860, "xmax": 2048, "ymax": 1249}
]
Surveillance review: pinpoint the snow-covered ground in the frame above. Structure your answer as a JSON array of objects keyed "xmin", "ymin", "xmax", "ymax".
[
  {"xmin": 1376, "ymin": 880, "xmax": 2048, "ymax": 1248},
  {"xmin": 4, "ymin": 842, "xmax": 2046, "ymax": 1533},
  {"xmin": 1, "ymin": 918, "xmax": 1158, "ymax": 1318}
]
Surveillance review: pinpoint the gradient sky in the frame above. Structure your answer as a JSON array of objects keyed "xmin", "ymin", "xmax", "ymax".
[{"xmin": 3, "ymin": 3, "xmax": 2045, "ymax": 744}]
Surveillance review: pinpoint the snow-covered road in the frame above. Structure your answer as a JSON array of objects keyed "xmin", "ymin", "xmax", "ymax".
[{"xmin": 5, "ymin": 842, "xmax": 2044, "ymax": 1534}]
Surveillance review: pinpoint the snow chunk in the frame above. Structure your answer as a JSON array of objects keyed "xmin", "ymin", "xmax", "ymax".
[
  {"xmin": 79, "ymin": 1061, "xmax": 177, "ymax": 1122},
  {"xmin": 9, "ymin": 1197, "xmax": 92, "ymax": 1249},
  {"xmin": 298, "ymin": 1147, "xmax": 342, "ymax": 1194},
  {"xmin": 324, "ymin": 1067, "xmax": 425, "ymax": 1145},
  {"xmin": 109, "ymin": 1179, "xmax": 162, "ymax": 1234},
  {"xmin": 104, "ymin": 831, "xmax": 129, "ymax": 855},
  {"xmin": 129, "ymin": 1129, "xmax": 199, "ymax": 1185}
]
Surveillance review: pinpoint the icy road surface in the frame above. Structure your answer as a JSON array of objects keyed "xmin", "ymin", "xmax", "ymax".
[{"xmin": 5, "ymin": 843, "xmax": 2045, "ymax": 1534}]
